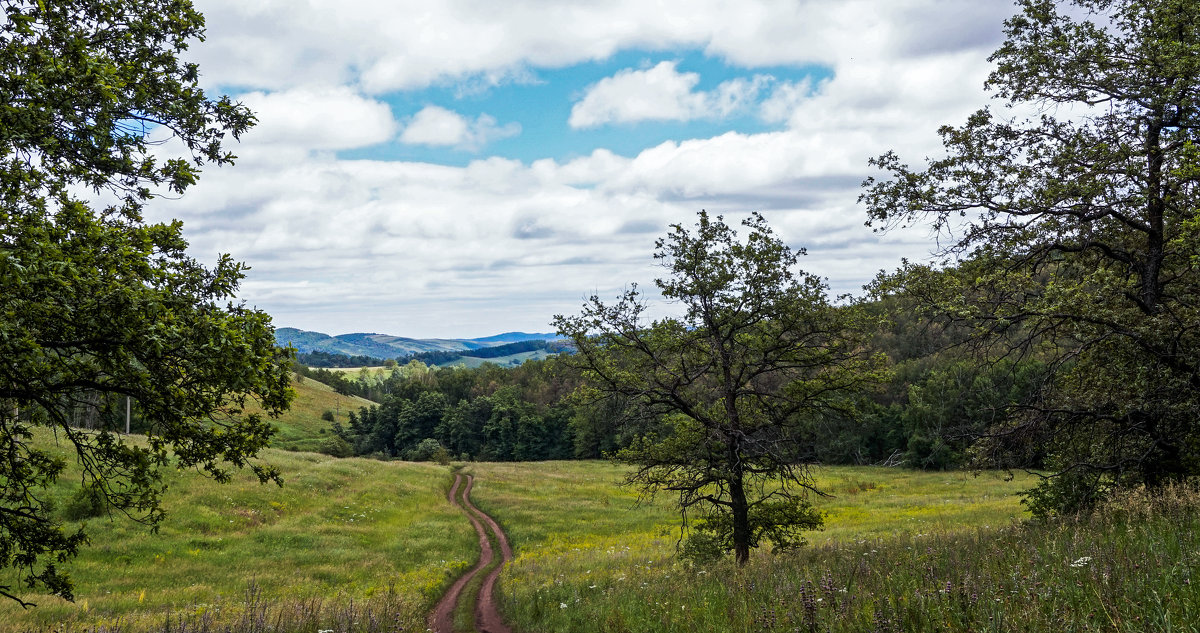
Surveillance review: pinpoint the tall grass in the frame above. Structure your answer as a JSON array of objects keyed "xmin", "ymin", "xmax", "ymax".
[
  {"xmin": 0, "ymin": 429, "xmax": 472, "ymax": 633},
  {"xmin": 477, "ymin": 463, "xmax": 1199, "ymax": 633}
]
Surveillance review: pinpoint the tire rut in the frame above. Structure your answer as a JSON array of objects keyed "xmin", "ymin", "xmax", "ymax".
[{"xmin": 428, "ymin": 473, "xmax": 513, "ymax": 633}]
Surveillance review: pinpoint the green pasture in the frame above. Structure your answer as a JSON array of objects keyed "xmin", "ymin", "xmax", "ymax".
[
  {"xmin": 7, "ymin": 448, "xmax": 1196, "ymax": 633},
  {"xmin": 0, "ymin": 430, "xmax": 471, "ymax": 633},
  {"xmin": 243, "ymin": 373, "xmax": 375, "ymax": 453},
  {"xmin": 462, "ymin": 462, "xmax": 1199, "ymax": 633}
]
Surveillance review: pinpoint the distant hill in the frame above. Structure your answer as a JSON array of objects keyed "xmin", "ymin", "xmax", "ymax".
[
  {"xmin": 275, "ymin": 327, "xmax": 562, "ymax": 365},
  {"xmin": 465, "ymin": 332, "xmax": 559, "ymax": 345}
]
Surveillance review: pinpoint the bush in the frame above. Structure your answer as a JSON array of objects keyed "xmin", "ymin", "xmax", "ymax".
[
  {"xmin": 321, "ymin": 410, "xmax": 335, "ymax": 422},
  {"xmin": 404, "ymin": 438, "xmax": 445, "ymax": 462},
  {"xmin": 318, "ymin": 436, "xmax": 354, "ymax": 458},
  {"xmin": 62, "ymin": 483, "xmax": 107, "ymax": 521}
]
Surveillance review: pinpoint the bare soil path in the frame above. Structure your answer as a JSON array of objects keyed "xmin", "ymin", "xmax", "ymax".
[{"xmin": 428, "ymin": 473, "xmax": 514, "ymax": 633}]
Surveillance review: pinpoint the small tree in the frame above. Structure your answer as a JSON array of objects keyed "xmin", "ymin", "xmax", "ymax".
[{"xmin": 555, "ymin": 212, "xmax": 886, "ymax": 565}]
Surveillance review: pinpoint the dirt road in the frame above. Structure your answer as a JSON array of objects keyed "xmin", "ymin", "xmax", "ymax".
[{"xmin": 428, "ymin": 473, "xmax": 513, "ymax": 633}]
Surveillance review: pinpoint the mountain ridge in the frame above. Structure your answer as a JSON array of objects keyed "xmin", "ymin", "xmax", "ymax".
[{"xmin": 275, "ymin": 327, "xmax": 559, "ymax": 358}]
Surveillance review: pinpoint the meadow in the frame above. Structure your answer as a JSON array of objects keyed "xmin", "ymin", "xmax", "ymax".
[
  {"xmin": 242, "ymin": 375, "xmax": 375, "ymax": 453},
  {"xmin": 0, "ymin": 430, "xmax": 472, "ymax": 633},
  {"xmin": 6, "ymin": 444, "xmax": 1197, "ymax": 633},
  {"xmin": 466, "ymin": 463, "xmax": 1200, "ymax": 633}
]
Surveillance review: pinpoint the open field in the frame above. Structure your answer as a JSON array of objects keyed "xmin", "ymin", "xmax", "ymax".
[
  {"xmin": 243, "ymin": 374, "xmax": 375, "ymax": 453},
  {"xmin": 462, "ymin": 462, "xmax": 1200, "ymax": 633},
  {"xmin": 321, "ymin": 348, "xmax": 554, "ymax": 371},
  {"xmin": 0, "ymin": 430, "xmax": 472, "ymax": 633},
  {"xmin": 6, "ymin": 449, "xmax": 1197, "ymax": 633}
]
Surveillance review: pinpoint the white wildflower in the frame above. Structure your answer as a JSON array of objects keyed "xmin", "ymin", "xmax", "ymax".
[{"xmin": 1070, "ymin": 556, "xmax": 1093, "ymax": 568}]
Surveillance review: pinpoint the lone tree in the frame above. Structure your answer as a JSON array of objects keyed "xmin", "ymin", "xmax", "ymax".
[
  {"xmin": 555, "ymin": 212, "xmax": 886, "ymax": 565},
  {"xmin": 862, "ymin": 0, "xmax": 1200, "ymax": 514},
  {"xmin": 1, "ymin": 0, "xmax": 291, "ymax": 605}
]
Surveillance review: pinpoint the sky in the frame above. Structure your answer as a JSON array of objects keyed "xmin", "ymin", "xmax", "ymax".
[{"xmin": 147, "ymin": 0, "xmax": 1018, "ymax": 338}]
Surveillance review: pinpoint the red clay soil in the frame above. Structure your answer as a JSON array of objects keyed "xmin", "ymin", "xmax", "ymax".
[{"xmin": 427, "ymin": 473, "xmax": 514, "ymax": 633}]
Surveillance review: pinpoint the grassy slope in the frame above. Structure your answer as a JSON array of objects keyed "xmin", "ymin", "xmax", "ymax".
[
  {"xmin": 245, "ymin": 374, "xmax": 376, "ymax": 453},
  {"xmin": 0, "ymin": 431, "xmax": 473, "ymax": 632},
  {"xmin": 440, "ymin": 350, "xmax": 553, "ymax": 369},
  {"xmin": 464, "ymin": 462, "xmax": 1200, "ymax": 633},
  {"xmin": 322, "ymin": 349, "xmax": 554, "ymax": 370}
]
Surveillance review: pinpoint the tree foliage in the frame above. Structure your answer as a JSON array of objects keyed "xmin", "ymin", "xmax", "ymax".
[
  {"xmin": 862, "ymin": 0, "xmax": 1200, "ymax": 514},
  {"xmin": 0, "ymin": 0, "xmax": 290, "ymax": 605},
  {"xmin": 555, "ymin": 212, "xmax": 887, "ymax": 565}
]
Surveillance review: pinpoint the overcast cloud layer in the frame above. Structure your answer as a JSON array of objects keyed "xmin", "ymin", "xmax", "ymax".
[{"xmin": 147, "ymin": 0, "xmax": 1017, "ymax": 338}]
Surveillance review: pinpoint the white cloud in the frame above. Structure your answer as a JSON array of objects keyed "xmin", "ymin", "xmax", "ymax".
[
  {"xmin": 399, "ymin": 106, "xmax": 521, "ymax": 151},
  {"xmin": 147, "ymin": 0, "xmax": 1025, "ymax": 336},
  {"xmin": 569, "ymin": 61, "xmax": 769, "ymax": 128},
  {"xmin": 237, "ymin": 87, "xmax": 398, "ymax": 151},
  {"xmin": 190, "ymin": 0, "xmax": 1012, "ymax": 95}
]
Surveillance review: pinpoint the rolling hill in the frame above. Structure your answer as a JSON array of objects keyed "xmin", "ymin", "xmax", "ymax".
[{"xmin": 275, "ymin": 327, "xmax": 559, "ymax": 359}]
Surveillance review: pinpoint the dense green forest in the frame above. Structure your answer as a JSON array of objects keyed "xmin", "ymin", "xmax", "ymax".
[{"xmin": 294, "ymin": 301, "xmax": 1043, "ymax": 470}]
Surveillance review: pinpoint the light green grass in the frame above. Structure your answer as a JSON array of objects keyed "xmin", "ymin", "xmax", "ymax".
[
  {"xmin": 0, "ymin": 430, "xmax": 472, "ymax": 632},
  {"xmin": 245, "ymin": 373, "xmax": 375, "ymax": 452},
  {"xmin": 463, "ymin": 462, "xmax": 1032, "ymax": 559},
  {"xmin": 439, "ymin": 350, "xmax": 554, "ymax": 368},
  {"xmin": 463, "ymin": 462, "xmax": 1199, "ymax": 633}
]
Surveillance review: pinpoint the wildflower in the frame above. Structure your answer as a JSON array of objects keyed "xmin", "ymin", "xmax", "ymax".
[
  {"xmin": 1070, "ymin": 556, "xmax": 1092, "ymax": 568},
  {"xmin": 560, "ymin": 602, "xmax": 568, "ymax": 609}
]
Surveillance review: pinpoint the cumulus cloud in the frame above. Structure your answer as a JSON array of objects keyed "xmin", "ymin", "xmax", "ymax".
[
  {"xmin": 190, "ymin": 0, "xmax": 1011, "ymax": 94},
  {"xmin": 152, "ymin": 0, "xmax": 1023, "ymax": 336},
  {"xmin": 399, "ymin": 106, "xmax": 521, "ymax": 151},
  {"xmin": 237, "ymin": 87, "xmax": 398, "ymax": 151},
  {"xmin": 569, "ymin": 61, "xmax": 770, "ymax": 128}
]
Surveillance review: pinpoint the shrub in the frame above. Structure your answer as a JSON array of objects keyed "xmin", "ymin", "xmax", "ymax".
[
  {"xmin": 404, "ymin": 438, "xmax": 445, "ymax": 462},
  {"xmin": 318, "ymin": 436, "xmax": 354, "ymax": 458},
  {"xmin": 62, "ymin": 483, "xmax": 107, "ymax": 521}
]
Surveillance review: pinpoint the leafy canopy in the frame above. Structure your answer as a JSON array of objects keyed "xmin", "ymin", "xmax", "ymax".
[
  {"xmin": 0, "ymin": 0, "xmax": 290, "ymax": 606},
  {"xmin": 556, "ymin": 212, "xmax": 886, "ymax": 564},
  {"xmin": 862, "ymin": 0, "xmax": 1200, "ymax": 515}
]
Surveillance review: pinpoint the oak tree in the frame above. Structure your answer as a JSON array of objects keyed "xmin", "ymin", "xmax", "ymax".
[
  {"xmin": 555, "ymin": 212, "xmax": 886, "ymax": 564},
  {"xmin": 1, "ymin": 0, "xmax": 291, "ymax": 605},
  {"xmin": 862, "ymin": 0, "xmax": 1200, "ymax": 514}
]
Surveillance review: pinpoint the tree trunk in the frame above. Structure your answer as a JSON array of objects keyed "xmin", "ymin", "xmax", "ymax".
[{"xmin": 729, "ymin": 451, "xmax": 751, "ymax": 566}]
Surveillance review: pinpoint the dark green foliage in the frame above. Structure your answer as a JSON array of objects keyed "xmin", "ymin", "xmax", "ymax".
[
  {"xmin": 403, "ymin": 438, "xmax": 446, "ymax": 462},
  {"xmin": 316, "ymin": 435, "xmax": 354, "ymax": 459},
  {"xmin": 0, "ymin": 0, "xmax": 290, "ymax": 606},
  {"xmin": 557, "ymin": 212, "xmax": 888, "ymax": 565},
  {"xmin": 863, "ymin": 0, "xmax": 1200, "ymax": 512},
  {"xmin": 326, "ymin": 358, "xmax": 578, "ymax": 462},
  {"xmin": 61, "ymin": 485, "xmax": 106, "ymax": 522}
]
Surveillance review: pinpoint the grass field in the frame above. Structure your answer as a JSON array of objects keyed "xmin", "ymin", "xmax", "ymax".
[
  {"xmin": 461, "ymin": 462, "xmax": 1200, "ymax": 633},
  {"xmin": 243, "ymin": 374, "xmax": 375, "ymax": 453},
  {"xmin": 0, "ymin": 430, "xmax": 471, "ymax": 633},
  {"xmin": 6, "ymin": 447, "xmax": 1197, "ymax": 633}
]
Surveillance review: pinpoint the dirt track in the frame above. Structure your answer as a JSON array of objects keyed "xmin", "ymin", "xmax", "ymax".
[{"xmin": 428, "ymin": 473, "xmax": 513, "ymax": 633}]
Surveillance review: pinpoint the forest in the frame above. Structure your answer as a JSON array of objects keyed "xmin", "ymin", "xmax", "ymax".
[{"xmin": 296, "ymin": 301, "xmax": 1042, "ymax": 471}]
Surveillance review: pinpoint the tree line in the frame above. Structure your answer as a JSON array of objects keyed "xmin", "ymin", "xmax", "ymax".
[
  {"xmin": 294, "ymin": 338, "xmax": 571, "ymax": 368},
  {"xmin": 295, "ymin": 308, "xmax": 1045, "ymax": 472}
]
